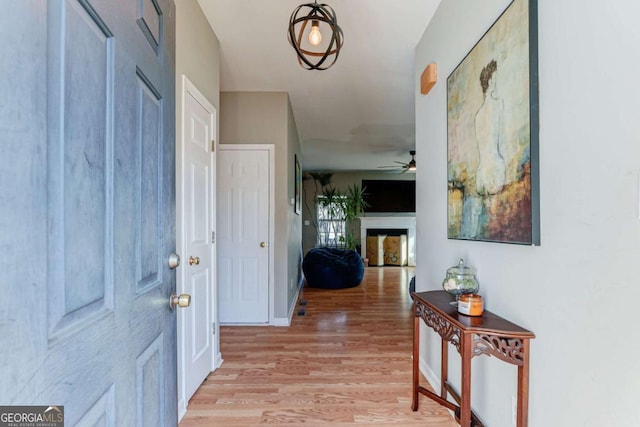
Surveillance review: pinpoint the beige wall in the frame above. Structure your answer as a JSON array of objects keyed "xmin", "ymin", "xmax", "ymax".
[
  {"xmin": 286, "ymin": 99, "xmax": 303, "ymax": 313},
  {"xmin": 176, "ymin": 0, "xmax": 220, "ymax": 111},
  {"xmin": 220, "ymin": 92, "xmax": 303, "ymax": 321}
]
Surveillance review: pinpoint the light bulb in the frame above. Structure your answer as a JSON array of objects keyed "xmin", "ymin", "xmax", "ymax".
[{"xmin": 308, "ymin": 20, "xmax": 322, "ymax": 46}]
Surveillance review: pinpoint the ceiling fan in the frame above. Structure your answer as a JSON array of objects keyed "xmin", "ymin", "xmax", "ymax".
[{"xmin": 378, "ymin": 150, "xmax": 416, "ymax": 173}]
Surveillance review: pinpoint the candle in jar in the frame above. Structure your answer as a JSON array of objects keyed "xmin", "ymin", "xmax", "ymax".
[{"xmin": 457, "ymin": 294, "xmax": 484, "ymax": 316}]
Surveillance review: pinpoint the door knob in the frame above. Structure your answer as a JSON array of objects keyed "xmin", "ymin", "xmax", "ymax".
[
  {"xmin": 260, "ymin": 242, "xmax": 266, "ymax": 248},
  {"xmin": 169, "ymin": 293, "xmax": 191, "ymax": 310},
  {"xmin": 168, "ymin": 253, "xmax": 180, "ymax": 269},
  {"xmin": 188, "ymin": 256, "xmax": 200, "ymax": 266}
]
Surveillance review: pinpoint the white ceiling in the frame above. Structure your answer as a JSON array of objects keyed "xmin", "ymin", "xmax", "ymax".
[{"xmin": 197, "ymin": 0, "xmax": 440, "ymax": 171}]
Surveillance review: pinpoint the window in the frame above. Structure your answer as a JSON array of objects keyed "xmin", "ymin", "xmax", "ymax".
[{"xmin": 316, "ymin": 195, "xmax": 346, "ymax": 247}]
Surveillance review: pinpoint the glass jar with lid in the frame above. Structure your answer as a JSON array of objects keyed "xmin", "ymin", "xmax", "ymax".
[{"xmin": 442, "ymin": 258, "xmax": 479, "ymax": 304}]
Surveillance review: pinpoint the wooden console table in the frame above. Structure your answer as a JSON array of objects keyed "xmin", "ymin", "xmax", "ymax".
[{"xmin": 411, "ymin": 291, "xmax": 535, "ymax": 427}]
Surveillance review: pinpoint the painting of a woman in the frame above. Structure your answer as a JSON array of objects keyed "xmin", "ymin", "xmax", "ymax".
[
  {"xmin": 447, "ymin": 0, "xmax": 539, "ymax": 245},
  {"xmin": 474, "ymin": 59, "xmax": 506, "ymax": 196}
]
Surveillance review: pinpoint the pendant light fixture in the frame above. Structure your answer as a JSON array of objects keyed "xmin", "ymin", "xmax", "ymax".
[{"xmin": 287, "ymin": 1, "xmax": 344, "ymax": 70}]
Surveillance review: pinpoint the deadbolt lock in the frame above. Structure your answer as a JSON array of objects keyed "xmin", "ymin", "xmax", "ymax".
[{"xmin": 168, "ymin": 253, "xmax": 180, "ymax": 269}]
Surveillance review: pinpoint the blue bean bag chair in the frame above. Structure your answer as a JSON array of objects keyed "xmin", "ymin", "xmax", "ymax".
[{"xmin": 303, "ymin": 247, "xmax": 365, "ymax": 289}]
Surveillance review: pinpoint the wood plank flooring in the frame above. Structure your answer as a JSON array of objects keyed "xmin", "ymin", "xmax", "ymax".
[{"xmin": 180, "ymin": 266, "xmax": 456, "ymax": 426}]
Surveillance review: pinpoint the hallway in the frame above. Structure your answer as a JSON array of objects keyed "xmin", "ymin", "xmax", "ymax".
[{"xmin": 180, "ymin": 267, "xmax": 456, "ymax": 426}]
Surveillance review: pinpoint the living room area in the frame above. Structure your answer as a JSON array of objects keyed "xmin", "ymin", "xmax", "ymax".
[{"xmin": 301, "ymin": 171, "xmax": 417, "ymax": 269}]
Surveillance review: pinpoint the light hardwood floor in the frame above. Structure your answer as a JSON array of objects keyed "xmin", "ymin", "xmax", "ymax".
[{"xmin": 180, "ymin": 266, "xmax": 456, "ymax": 426}]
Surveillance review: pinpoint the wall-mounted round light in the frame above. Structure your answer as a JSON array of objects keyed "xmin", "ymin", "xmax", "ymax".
[{"xmin": 287, "ymin": 1, "xmax": 344, "ymax": 70}]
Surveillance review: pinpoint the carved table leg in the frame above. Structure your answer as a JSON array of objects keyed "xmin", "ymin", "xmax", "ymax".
[
  {"xmin": 516, "ymin": 339, "xmax": 530, "ymax": 427},
  {"xmin": 412, "ymin": 314, "xmax": 420, "ymax": 411},
  {"xmin": 441, "ymin": 338, "xmax": 448, "ymax": 399},
  {"xmin": 460, "ymin": 333, "xmax": 472, "ymax": 427}
]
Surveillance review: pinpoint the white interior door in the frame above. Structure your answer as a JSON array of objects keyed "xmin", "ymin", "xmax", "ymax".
[
  {"xmin": 218, "ymin": 146, "xmax": 271, "ymax": 324},
  {"xmin": 0, "ymin": 1, "xmax": 177, "ymax": 424},
  {"xmin": 177, "ymin": 76, "xmax": 218, "ymax": 415}
]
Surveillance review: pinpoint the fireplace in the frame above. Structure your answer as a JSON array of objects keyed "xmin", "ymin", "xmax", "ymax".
[
  {"xmin": 359, "ymin": 216, "xmax": 416, "ymax": 266},
  {"xmin": 366, "ymin": 228, "xmax": 407, "ymax": 236}
]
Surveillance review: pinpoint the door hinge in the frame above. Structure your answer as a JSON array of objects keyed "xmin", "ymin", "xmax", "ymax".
[
  {"xmin": 211, "ymin": 322, "xmax": 216, "ymax": 335},
  {"xmin": 211, "ymin": 231, "xmax": 215, "ymax": 244},
  {"xmin": 211, "ymin": 139, "xmax": 215, "ymax": 152}
]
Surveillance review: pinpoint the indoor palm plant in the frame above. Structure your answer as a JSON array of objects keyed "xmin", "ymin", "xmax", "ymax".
[
  {"xmin": 341, "ymin": 183, "xmax": 369, "ymax": 250},
  {"xmin": 317, "ymin": 183, "xmax": 369, "ymax": 250},
  {"xmin": 303, "ymin": 172, "xmax": 369, "ymax": 251}
]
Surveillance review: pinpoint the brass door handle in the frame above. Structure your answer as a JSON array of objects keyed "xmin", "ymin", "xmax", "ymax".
[
  {"xmin": 169, "ymin": 293, "xmax": 191, "ymax": 310},
  {"xmin": 260, "ymin": 242, "xmax": 266, "ymax": 248},
  {"xmin": 188, "ymin": 256, "xmax": 200, "ymax": 266}
]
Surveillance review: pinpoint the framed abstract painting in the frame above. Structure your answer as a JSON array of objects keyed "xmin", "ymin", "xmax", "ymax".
[{"xmin": 447, "ymin": 0, "xmax": 540, "ymax": 245}]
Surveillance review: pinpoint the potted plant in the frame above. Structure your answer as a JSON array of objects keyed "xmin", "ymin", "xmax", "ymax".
[
  {"xmin": 317, "ymin": 183, "xmax": 369, "ymax": 251},
  {"xmin": 302, "ymin": 172, "xmax": 369, "ymax": 251},
  {"xmin": 302, "ymin": 172, "xmax": 334, "ymax": 251},
  {"xmin": 341, "ymin": 183, "xmax": 369, "ymax": 250}
]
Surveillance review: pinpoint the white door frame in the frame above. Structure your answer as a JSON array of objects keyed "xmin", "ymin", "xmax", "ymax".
[
  {"xmin": 219, "ymin": 144, "xmax": 275, "ymax": 325},
  {"xmin": 177, "ymin": 75, "xmax": 220, "ymax": 420}
]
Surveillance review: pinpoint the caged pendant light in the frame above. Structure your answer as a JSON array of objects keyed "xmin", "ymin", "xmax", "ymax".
[{"xmin": 287, "ymin": 1, "xmax": 344, "ymax": 70}]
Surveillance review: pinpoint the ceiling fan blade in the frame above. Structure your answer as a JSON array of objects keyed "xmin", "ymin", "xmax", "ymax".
[{"xmin": 378, "ymin": 151, "xmax": 416, "ymax": 171}]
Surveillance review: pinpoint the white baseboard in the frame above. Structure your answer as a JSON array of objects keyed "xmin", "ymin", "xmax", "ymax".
[
  {"xmin": 420, "ymin": 358, "xmax": 441, "ymax": 392},
  {"xmin": 215, "ymin": 352, "xmax": 224, "ymax": 369},
  {"xmin": 177, "ymin": 398, "xmax": 186, "ymax": 422},
  {"xmin": 272, "ymin": 316, "xmax": 290, "ymax": 326},
  {"xmin": 272, "ymin": 284, "xmax": 302, "ymax": 326},
  {"xmin": 419, "ymin": 357, "xmax": 455, "ymax": 421}
]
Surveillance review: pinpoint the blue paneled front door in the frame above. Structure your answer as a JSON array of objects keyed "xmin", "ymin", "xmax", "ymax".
[{"xmin": 0, "ymin": 0, "xmax": 177, "ymax": 424}]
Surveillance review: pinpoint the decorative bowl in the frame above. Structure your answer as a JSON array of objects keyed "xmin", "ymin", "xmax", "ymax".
[{"xmin": 442, "ymin": 258, "xmax": 479, "ymax": 302}]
